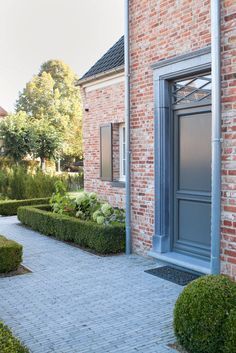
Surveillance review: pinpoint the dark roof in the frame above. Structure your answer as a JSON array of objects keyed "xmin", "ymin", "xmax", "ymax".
[
  {"xmin": 80, "ymin": 36, "xmax": 124, "ymax": 81},
  {"xmin": 0, "ymin": 106, "xmax": 7, "ymax": 117}
]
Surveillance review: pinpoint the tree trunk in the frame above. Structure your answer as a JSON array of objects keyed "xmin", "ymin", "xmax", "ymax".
[
  {"xmin": 41, "ymin": 158, "xmax": 46, "ymax": 172},
  {"xmin": 57, "ymin": 159, "xmax": 61, "ymax": 173}
]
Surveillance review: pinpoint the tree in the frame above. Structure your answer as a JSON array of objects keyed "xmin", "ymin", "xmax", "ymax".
[
  {"xmin": 16, "ymin": 60, "xmax": 83, "ymax": 159},
  {"xmin": 0, "ymin": 112, "xmax": 35, "ymax": 162},
  {"xmin": 32, "ymin": 120, "xmax": 62, "ymax": 171}
]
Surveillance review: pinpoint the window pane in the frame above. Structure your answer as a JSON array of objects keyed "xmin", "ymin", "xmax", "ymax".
[
  {"xmin": 173, "ymin": 74, "xmax": 211, "ymax": 104},
  {"xmin": 100, "ymin": 124, "xmax": 112, "ymax": 181}
]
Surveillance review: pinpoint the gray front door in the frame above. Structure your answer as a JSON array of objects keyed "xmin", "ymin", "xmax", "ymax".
[{"xmin": 172, "ymin": 106, "xmax": 212, "ymax": 259}]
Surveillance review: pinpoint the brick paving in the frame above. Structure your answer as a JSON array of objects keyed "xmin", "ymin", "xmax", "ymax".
[{"xmin": 0, "ymin": 216, "xmax": 182, "ymax": 353}]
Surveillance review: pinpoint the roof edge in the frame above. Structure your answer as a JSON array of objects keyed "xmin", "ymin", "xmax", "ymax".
[{"xmin": 76, "ymin": 65, "xmax": 124, "ymax": 86}]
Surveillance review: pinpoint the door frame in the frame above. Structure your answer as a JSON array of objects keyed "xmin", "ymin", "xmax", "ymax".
[{"xmin": 151, "ymin": 47, "xmax": 212, "ymax": 257}]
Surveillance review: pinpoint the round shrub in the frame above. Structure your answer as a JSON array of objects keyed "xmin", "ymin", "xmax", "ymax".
[
  {"xmin": 174, "ymin": 275, "xmax": 236, "ymax": 353},
  {"xmin": 223, "ymin": 308, "xmax": 236, "ymax": 353}
]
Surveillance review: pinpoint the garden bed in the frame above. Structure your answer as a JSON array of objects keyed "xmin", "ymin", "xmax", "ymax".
[
  {"xmin": 0, "ymin": 264, "xmax": 31, "ymax": 278},
  {"xmin": 0, "ymin": 197, "xmax": 50, "ymax": 216},
  {"xmin": 17, "ymin": 205, "xmax": 125, "ymax": 254}
]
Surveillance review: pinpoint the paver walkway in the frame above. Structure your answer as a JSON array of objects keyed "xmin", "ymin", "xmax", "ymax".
[{"xmin": 0, "ymin": 216, "xmax": 182, "ymax": 353}]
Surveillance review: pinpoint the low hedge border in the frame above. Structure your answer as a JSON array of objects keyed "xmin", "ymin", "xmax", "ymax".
[
  {"xmin": 17, "ymin": 205, "xmax": 125, "ymax": 254},
  {"xmin": 0, "ymin": 197, "xmax": 50, "ymax": 216},
  {"xmin": 0, "ymin": 236, "xmax": 22, "ymax": 273},
  {"xmin": 0, "ymin": 321, "xmax": 29, "ymax": 353}
]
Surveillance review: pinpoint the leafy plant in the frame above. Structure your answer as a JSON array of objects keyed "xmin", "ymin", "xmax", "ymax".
[
  {"xmin": 92, "ymin": 203, "xmax": 125, "ymax": 225},
  {"xmin": 75, "ymin": 192, "xmax": 100, "ymax": 220},
  {"xmin": 50, "ymin": 181, "xmax": 75, "ymax": 215},
  {"xmin": 0, "ymin": 322, "xmax": 29, "ymax": 353}
]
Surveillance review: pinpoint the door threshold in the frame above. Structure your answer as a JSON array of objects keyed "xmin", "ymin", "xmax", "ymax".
[{"xmin": 148, "ymin": 250, "xmax": 211, "ymax": 274}]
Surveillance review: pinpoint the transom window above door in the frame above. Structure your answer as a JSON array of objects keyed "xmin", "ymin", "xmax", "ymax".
[{"xmin": 172, "ymin": 74, "xmax": 212, "ymax": 105}]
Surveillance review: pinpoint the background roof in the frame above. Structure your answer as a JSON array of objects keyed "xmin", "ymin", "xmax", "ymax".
[
  {"xmin": 81, "ymin": 35, "xmax": 124, "ymax": 81},
  {"xmin": 0, "ymin": 106, "xmax": 7, "ymax": 117}
]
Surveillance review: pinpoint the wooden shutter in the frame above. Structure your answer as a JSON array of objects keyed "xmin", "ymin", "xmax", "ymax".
[{"xmin": 100, "ymin": 124, "xmax": 113, "ymax": 181}]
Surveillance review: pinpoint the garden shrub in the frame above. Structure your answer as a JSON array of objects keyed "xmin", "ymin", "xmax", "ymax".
[
  {"xmin": 50, "ymin": 181, "xmax": 75, "ymax": 215},
  {"xmin": 24, "ymin": 171, "xmax": 62, "ymax": 199},
  {"xmin": 223, "ymin": 308, "xmax": 236, "ymax": 353},
  {"xmin": 0, "ymin": 197, "xmax": 50, "ymax": 216},
  {"xmin": 174, "ymin": 275, "xmax": 236, "ymax": 353},
  {"xmin": 0, "ymin": 170, "xmax": 9, "ymax": 199},
  {"xmin": 0, "ymin": 322, "xmax": 29, "ymax": 353},
  {"xmin": 50, "ymin": 189, "xmax": 125, "ymax": 226},
  {"xmin": 0, "ymin": 165, "xmax": 80, "ymax": 200},
  {"xmin": 92, "ymin": 203, "xmax": 125, "ymax": 225},
  {"xmin": 17, "ymin": 205, "xmax": 125, "ymax": 254},
  {"xmin": 0, "ymin": 236, "xmax": 22, "ymax": 273}
]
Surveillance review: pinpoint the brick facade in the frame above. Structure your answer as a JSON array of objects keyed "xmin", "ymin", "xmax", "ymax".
[
  {"xmin": 220, "ymin": 0, "xmax": 236, "ymax": 278},
  {"xmin": 81, "ymin": 78, "xmax": 125, "ymax": 209},
  {"xmin": 81, "ymin": 0, "xmax": 236, "ymax": 279},
  {"xmin": 128, "ymin": 0, "xmax": 236, "ymax": 278},
  {"xmin": 129, "ymin": 0, "xmax": 211, "ymax": 254}
]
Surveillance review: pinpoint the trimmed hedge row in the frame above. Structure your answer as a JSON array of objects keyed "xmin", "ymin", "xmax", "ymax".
[
  {"xmin": 0, "ymin": 197, "xmax": 50, "ymax": 216},
  {"xmin": 0, "ymin": 236, "xmax": 22, "ymax": 273},
  {"xmin": 17, "ymin": 206, "xmax": 125, "ymax": 254},
  {"xmin": 0, "ymin": 321, "xmax": 29, "ymax": 353}
]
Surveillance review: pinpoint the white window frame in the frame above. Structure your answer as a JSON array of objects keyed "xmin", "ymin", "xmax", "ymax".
[{"xmin": 119, "ymin": 123, "xmax": 126, "ymax": 181}]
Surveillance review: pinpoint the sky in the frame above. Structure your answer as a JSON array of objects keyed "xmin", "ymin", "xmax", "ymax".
[{"xmin": 0, "ymin": 0, "xmax": 124, "ymax": 112}]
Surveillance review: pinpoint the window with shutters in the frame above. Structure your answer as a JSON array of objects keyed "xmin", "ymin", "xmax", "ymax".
[
  {"xmin": 100, "ymin": 124, "xmax": 112, "ymax": 181},
  {"xmin": 100, "ymin": 122, "xmax": 125, "ymax": 184},
  {"xmin": 119, "ymin": 123, "xmax": 126, "ymax": 181}
]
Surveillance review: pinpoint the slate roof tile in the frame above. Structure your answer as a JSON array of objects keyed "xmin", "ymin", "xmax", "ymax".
[{"xmin": 81, "ymin": 36, "xmax": 124, "ymax": 81}]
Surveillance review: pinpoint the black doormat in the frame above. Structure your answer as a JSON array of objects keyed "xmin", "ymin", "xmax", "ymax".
[{"xmin": 145, "ymin": 266, "xmax": 202, "ymax": 286}]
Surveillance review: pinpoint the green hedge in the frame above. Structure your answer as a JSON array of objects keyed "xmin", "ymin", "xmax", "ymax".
[
  {"xmin": 223, "ymin": 309, "xmax": 236, "ymax": 353},
  {"xmin": 0, "ymin": 322, "xmax": 29, "ymax": 353},
  {"xmin": 17, "ymin": 206, "xmax": 125, "ymax": 254},
  {"xmin": 0, "ymin": 197, "xmax": 50, "ymax": 216},
  {"xmin": 174, "ymin": 275, "xmax": 236, "ymax": 353},
  {"xmin": 0, "ymin": 236, "xmax": 22, "ymax": 273}
]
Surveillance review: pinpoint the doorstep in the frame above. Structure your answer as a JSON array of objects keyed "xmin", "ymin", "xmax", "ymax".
[{"xmin": 148, "ymin": 250, "xmax": 211, "ymax": 275}]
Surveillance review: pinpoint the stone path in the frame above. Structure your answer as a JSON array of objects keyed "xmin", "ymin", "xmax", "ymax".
[{"xmin": 0, "ymin": 216, "xmax": 182, "ymax": 353}]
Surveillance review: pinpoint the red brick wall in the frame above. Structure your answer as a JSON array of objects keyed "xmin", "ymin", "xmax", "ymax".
[
  {"xmin": 81, "ymin": 79, "xmax": 125, "ymax": 209},
  {"xmin": 129, "ymin": 0, "xmax": 236, "ymax": 278},
  {"xmin": 220, "ymin": 0, "xmax": 236, "ymax": 278},
  {"xmin": 129, "ymin": 0, "xmax": 211, "ymax": 254}
]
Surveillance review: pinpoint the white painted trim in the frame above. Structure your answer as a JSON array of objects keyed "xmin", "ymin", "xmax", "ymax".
[{"xmin": 84, "ymin": 72, "xmax": 125, "ymax": 92}]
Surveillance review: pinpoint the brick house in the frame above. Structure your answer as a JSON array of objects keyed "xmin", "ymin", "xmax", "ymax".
[
  {"xmin": 78, "ymin": 36, "xmax": 126, "ymax": 209},
  {"xmin": 78, "ymin": 1, "xmax": 236, "ymax": 279}
]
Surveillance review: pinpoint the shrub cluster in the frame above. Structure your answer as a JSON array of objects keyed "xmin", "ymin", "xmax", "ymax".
[
  {"xmin": 0, "ymin": 322, "xmax": 29, "ymax": 353},
  {"xmin": 0, "ymin": 236, "xmax": 22, "ymax": 273},
  {"xmin": 0, "ymin": 165, "xmax": 83, "ymax": 200},
  {"xmin": 174, "ymin": 275, "xmax": 236, "ymax": 353},
  {"xmin": 50, "ymin": 187, "xmax": 125, "ymax": 226},
  {"xmin": 0, "ymin": 198, "xmax": 50, "ymax": 216},
  {"xmin": 17, "ymin": 205, "xmax": 125, "ymax": 254}
]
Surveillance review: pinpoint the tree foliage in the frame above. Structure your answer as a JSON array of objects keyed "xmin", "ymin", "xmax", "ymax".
[
  {"xmin": 0, "ymin": 112, "xmax": 34, "ymax": 162},
  {"xmin": 0, "ymin": 112, "xmax": 62, "ymax": 168},
  {"xmin": 32, "ymin": 120, "xmax": 62, "ymax": 170},
  {"xmin": 16, "ymin": 60, "xmax": 83, "ymax": 158}
]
